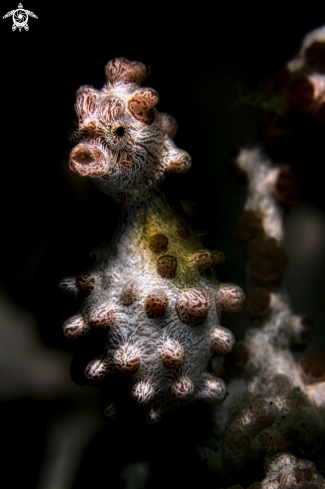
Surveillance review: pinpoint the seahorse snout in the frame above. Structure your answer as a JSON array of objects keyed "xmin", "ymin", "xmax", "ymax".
[{"xmin": 69, "ymin": 143, "xmax": 109, "ymax": 177}]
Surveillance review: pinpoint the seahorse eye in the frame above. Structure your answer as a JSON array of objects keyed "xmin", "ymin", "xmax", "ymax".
[{"xmin": 114, "ymin": 126, "xmax": 125, "ymax": 138}]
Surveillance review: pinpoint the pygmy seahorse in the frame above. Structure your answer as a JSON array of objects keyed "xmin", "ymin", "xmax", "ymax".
[{"xmin": 61, "ymin": 58, "xmax": 245, "ymax": 423}]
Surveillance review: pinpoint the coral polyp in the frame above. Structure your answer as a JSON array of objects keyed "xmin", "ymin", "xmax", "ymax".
[{"xmin": 61, "ymin": 57, "xmax": 244, "ymax": 422}]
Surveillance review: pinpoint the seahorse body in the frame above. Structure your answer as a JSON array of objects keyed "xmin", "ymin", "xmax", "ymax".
[{"xmin": 61, "ymin": 58, "xmax": 245, "ymax": 423}]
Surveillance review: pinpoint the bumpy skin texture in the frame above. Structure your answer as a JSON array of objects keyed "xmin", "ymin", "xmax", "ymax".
[
  {"xmin": 262, "ymin": 452, "xmax": 325, "ymax": 489},
  {"xmin": 61, "ymin": 58, "xmax": 244, "ymax": 422}
]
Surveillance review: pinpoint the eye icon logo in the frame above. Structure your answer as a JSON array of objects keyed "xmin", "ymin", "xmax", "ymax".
[{"xmin": 3, "ymin": 3, "xmax": 38, "ymax": 31}]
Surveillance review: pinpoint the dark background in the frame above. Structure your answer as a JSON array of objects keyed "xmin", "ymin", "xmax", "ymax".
[{"xmin": 1, "ymin": 2, "xmax": 325, "ymax": 488}]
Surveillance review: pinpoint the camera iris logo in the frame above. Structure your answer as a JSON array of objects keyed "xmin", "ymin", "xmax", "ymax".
[{"xmin": 3, "ymin": 3, "xmax": 38, "ymax": 32}]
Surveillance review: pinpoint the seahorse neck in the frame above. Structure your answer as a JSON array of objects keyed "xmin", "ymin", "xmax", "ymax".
[{"xmin": 111, "ymin": 186, "xmax": 174, "ymax": 237}]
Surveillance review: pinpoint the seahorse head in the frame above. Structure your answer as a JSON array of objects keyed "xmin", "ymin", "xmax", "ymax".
[{"xmin": 69, "ymin": 58, "xmax": 191, "ymax": 197}]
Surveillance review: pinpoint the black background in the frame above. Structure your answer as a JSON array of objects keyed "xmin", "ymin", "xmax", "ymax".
[{"xmin": 1, "ymin": 2, "xmax": 325, "ymax": 488}]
